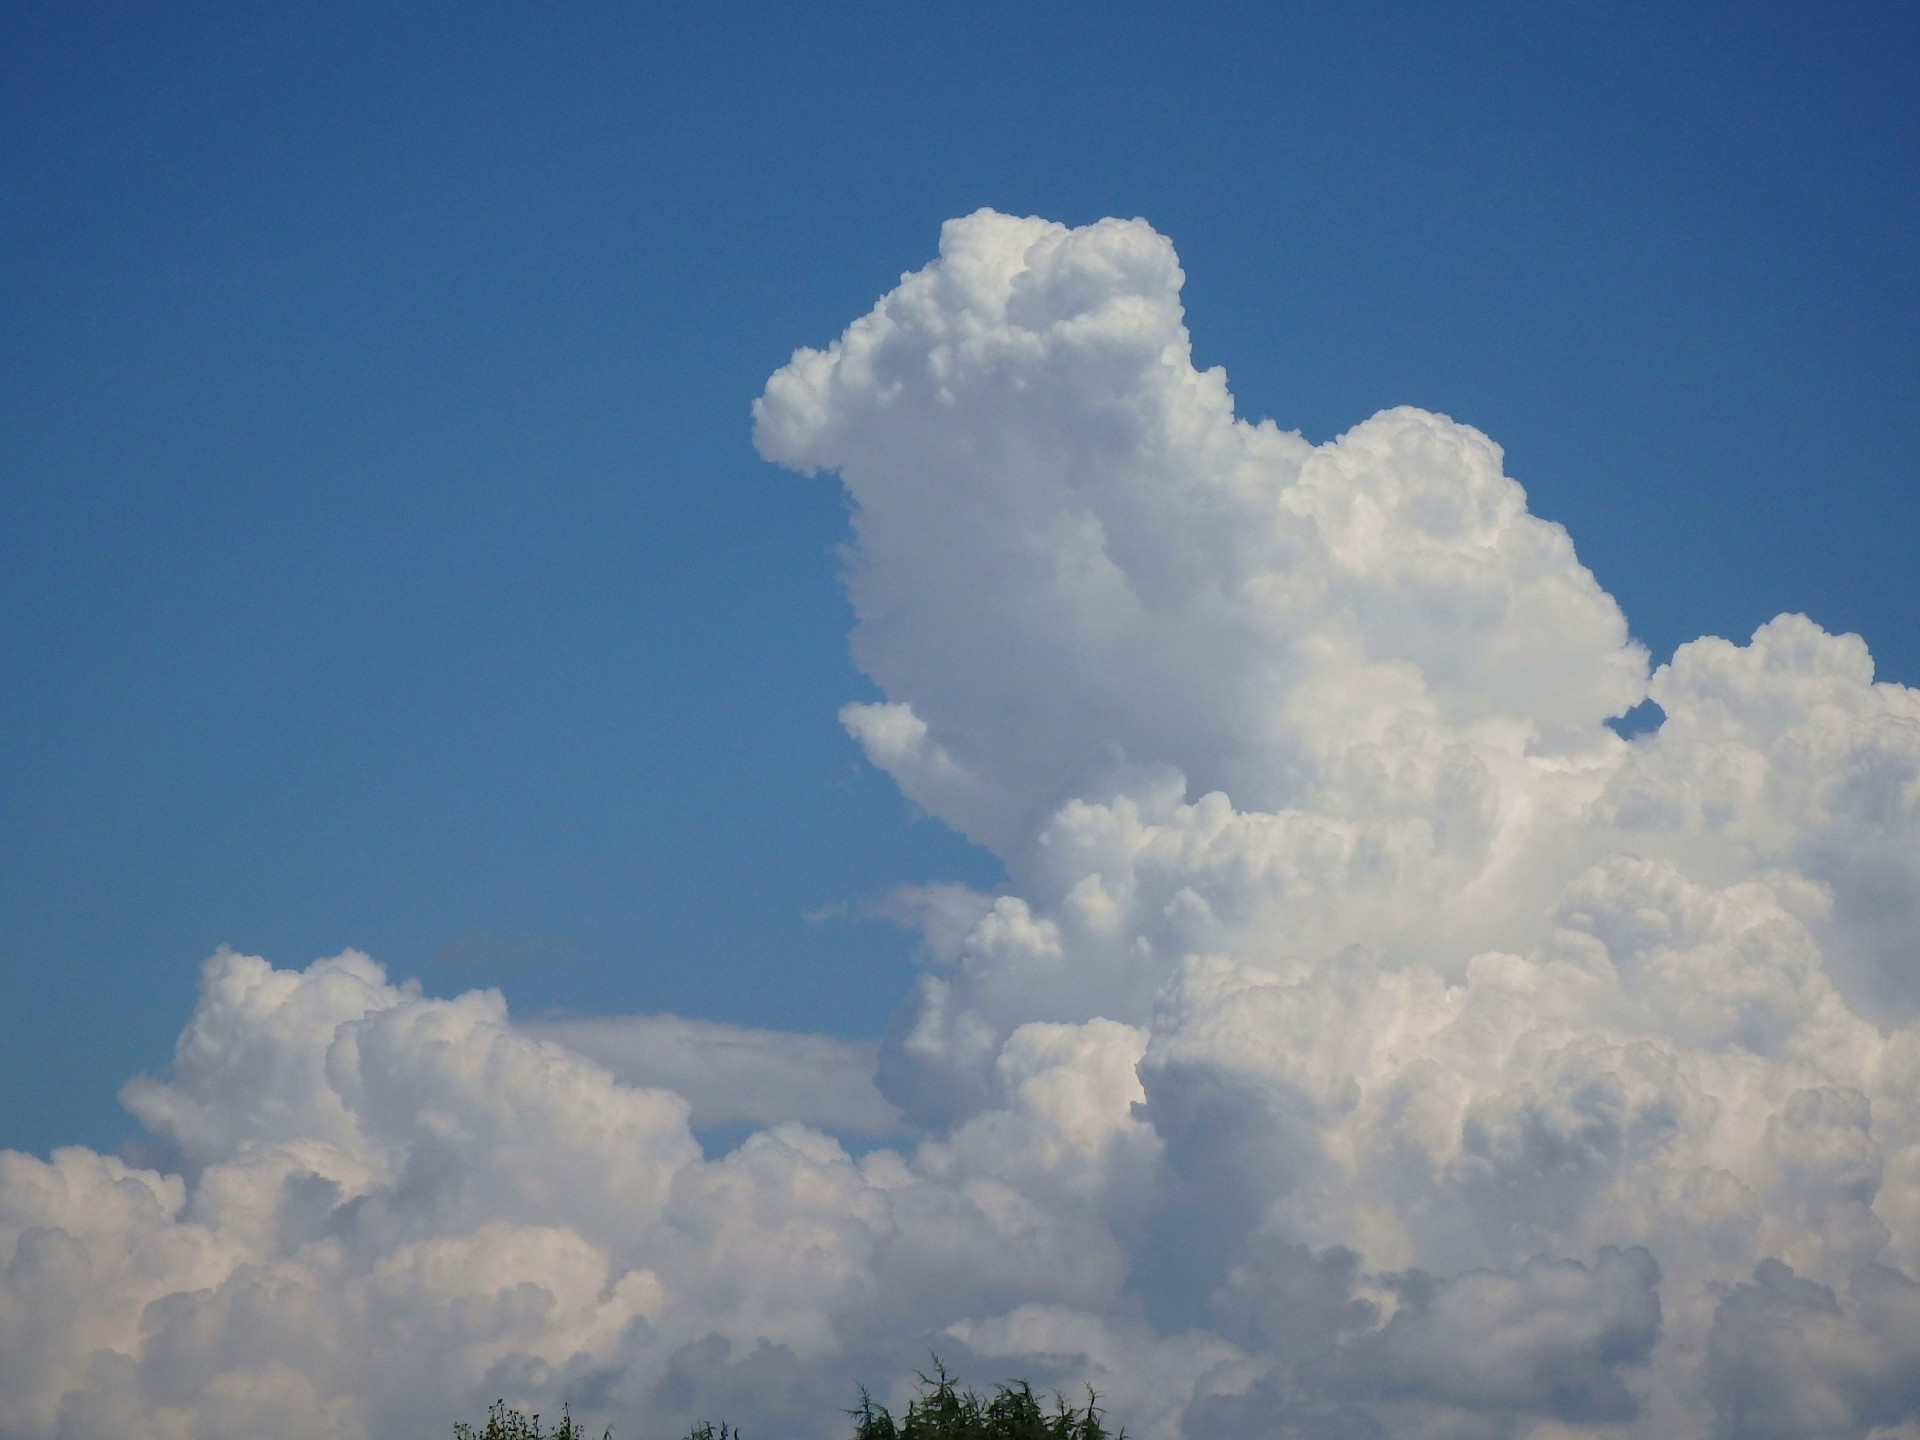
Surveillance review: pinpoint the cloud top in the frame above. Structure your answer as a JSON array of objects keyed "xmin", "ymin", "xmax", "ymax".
[{"xmin": 757, "ymin": 210, "xmax": 1646, "ymax": 857}]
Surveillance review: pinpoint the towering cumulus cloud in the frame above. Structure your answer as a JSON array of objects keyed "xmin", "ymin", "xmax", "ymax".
[{"xmin": 6, "ymin": 212, "xmax": 1920, "ymax": 1439}]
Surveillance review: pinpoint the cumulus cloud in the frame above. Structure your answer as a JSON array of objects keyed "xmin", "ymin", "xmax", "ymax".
[
  {"xmin": 1192, "ymin": 1245, "xmax": 1663, "ymax": 1438},
  {"xmin": 6, "ymin": 211, "xmax": 1920, "ymax": 1439},
  {"xmin": 1704, "ymin": 1259, "xmax": 1920, "ymax": 1439}
]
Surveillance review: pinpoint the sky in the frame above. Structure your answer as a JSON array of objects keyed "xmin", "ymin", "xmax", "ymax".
[{"xmin": 3, "ymin": 5, "xmax": 1919, "ymax": 1439}]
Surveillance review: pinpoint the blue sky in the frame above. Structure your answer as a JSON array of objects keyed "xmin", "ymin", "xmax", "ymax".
[{"xmin": 4, "ymin": 0, "xmax": 1916, "ymax": 1169}]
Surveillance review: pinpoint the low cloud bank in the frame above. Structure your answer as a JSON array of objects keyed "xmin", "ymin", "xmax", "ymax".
[{"xmin": 6, "ymin": 212, "xmax": 1920, "ymax": 1439}]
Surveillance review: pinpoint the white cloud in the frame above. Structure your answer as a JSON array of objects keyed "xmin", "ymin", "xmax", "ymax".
[
  {"xmin": 6, "ymin": 211, "xmax": 1920, "ymax": 1438},
  {"xmin": 520, "ymin": 1014, "xmax": 901, "ymax": 1136}
]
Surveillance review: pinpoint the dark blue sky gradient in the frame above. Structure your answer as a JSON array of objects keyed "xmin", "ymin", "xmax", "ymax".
[{"xmin": 3, "ymin": 2, "xmax": 1916, "ymax": 1156}]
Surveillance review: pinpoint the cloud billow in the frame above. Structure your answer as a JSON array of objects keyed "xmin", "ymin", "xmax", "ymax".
[{"xmin": 5, "ymin": 211, "xmax": 1920, "ymax": 1439}]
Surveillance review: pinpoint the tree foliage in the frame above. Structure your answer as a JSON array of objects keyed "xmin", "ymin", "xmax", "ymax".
[
  {"xmin": 453, "ymin": 1398, "xmax": 611, "ymax": 1440},
  {"xmin": 846, "ymin": 1360, "xmax": 1120, "ymax": 1440},
  {"xmin": 454, "ymin": 1360, "xmax": 1118, "ymax": 1440}
]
